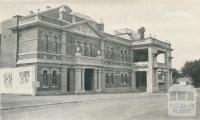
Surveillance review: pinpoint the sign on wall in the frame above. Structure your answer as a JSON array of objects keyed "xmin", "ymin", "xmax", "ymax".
[{"xmin": 0, "ymin": 66, "xmax": 36, "ymax": 95}]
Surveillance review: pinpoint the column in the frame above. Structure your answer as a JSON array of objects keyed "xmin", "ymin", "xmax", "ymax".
[
  {"xmin": 101, "ymin": 69, "xmax": 106, "ymax": 90},
  {"xmin": 75, "ymin": 68, "xmax": 82, "ymax": 93},
  {"xmin": 154, "ymin": 68, "xmax": 159, "ymax": 91},
  {"xmin": 81, "ymin": 68, "xmax": 85, "ymax": 92},
  {"xmin": 147, "ymin": 47, "xmax": 154, "ymax": 93},
  {"xmin": 154, "ymin": 50, "xmax": 159, "ymax": 92},
  {"xmin": 93, "ymin": 69, "xmax": 98, "ymax": 91},
  {"xmin": 97, "ymin": 69, "xmax": 102, "ymax": 91},
  {"xmin": 131, "ymin": 70, "xmax": 136, "ymax": 89},
  {"xmin": 166, "ymin": 51, "xmax": 172, "ymax": 88},
  {"xmin": 61, "ymin": 68, "xmax": 68, "ymax": 93}
]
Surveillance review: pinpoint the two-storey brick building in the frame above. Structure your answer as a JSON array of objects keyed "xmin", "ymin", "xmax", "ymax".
[{"xmin": 0, "ymin": 5, "xmax": 173, "ymax": 95}]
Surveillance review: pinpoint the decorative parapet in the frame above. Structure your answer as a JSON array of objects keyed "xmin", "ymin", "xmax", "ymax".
[
  {"xmin": 132, "ymin": 37, "xmax": 171, "ymax": 49},
  {"xmin": 18, "ymin": 14, "xmax": 69, "ymax": 27},
  {"xmin": 74, "ymin": 56, "xmax": 102, "ymax": 66}
]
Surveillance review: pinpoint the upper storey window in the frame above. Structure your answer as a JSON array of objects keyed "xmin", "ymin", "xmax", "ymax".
[
  {"xmin": 89, "ymin": 43, "xmax": 92, "ymax": 57},
  {"xmin": 53, "ymin": 36, "xmax": 59, "ymax": 54},
  {"xmin": 84, "ymin": 42, "xmax": 87, "ymax": 56},
  {"xmin": 43, "ymin": 34, "xmax": 49, "ymax": 53},
  {"xmin": 121, "ymin": 50, "xmax": 124, "ymax": 61},
  {"xmin": 133, "ymin": 49, "xmax": 148, "ymax": 62},
  {"xmin": 106, "ymin": 46, "xmax": 109, "ymax": 59},
  {"xmin": 111, "ymin": 48, "xmax": 114, "ymax": 60},
  {"xmin": 124, "ymin": 50, "xmax": 127, "ymax": 62}
]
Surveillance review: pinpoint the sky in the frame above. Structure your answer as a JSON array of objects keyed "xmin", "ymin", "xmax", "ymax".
[{"xmin": 0, "ymin": 0, "xmax": 200, "ymax": 69}]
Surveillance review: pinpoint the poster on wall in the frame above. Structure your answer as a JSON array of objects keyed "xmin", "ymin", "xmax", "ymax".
[{"xmin": 0, "ymin": 66, "xmax": 36, "ymax": 95}]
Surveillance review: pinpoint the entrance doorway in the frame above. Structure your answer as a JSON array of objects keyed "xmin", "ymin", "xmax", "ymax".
[
  {"xmin": 136, "ymin": 71, "xmax": 147, "ymax": 91},
  {"xmin": 84, "ymin": 69, "xmax": 93, "ymax": 91},
  {"xmin": 67, "ymin": 68, "xmax": 74, "ymax": 92}
]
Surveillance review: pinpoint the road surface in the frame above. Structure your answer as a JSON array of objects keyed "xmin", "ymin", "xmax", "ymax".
[{"xmin": 1, "ymin": 94, "xmax": 200, "ymax": 120}]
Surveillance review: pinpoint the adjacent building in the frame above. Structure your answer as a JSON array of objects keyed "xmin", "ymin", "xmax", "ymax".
[{"xmin": 0, "ymin": 5, "xmax": 173, "ymax": 95}]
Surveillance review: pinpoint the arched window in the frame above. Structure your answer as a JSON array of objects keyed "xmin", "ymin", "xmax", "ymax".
[
  {"xmin": 111, "ymin": 48, "xmax": 114, "ymax": 60},
  {"xmin": 43, "ymin": 34, "xmax": 49, "ymax": 52},
  {"xmin": 111, "ymin": 73, "xmax": 114, "ymax": 84},
  {"xmin": 121, "ymin": 74, "xmax": 124, "ymax": 85},
  {"xmin": 84, "ymin": 42, "xmax": 87, "ymax": 56},
  {"xmin": 106, "ymin": 46, "xmax": 109, "ymax": 58},
  {"xmin": 121, "ymin": 50, "xmax": 124, "ymax": 61},
  {"xmin": 105, "ymin": 73, "xmax": 109, "ymax": 84},
  {"xmin": 125, "ymin": 74, "xmax": 128, "ymax": 85},
  {"xmin": 43, "ymin": 70, "xmax": 48, "ymax": 86},
  {"xmin": 52, "ymin": 71, "xmax": 57, "ymax": 86},
  {"xmin": 124, "ymin": 51, "xmax": 127, "ymax": 62},
  {"xmin": 54, "ymin": 36, "xmax": 58, "ymax": 54}
]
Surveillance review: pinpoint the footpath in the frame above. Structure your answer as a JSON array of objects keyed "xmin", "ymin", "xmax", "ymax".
[{"xmin": 0, "ymin": 93, "xmax": 165, "ymax": 110}]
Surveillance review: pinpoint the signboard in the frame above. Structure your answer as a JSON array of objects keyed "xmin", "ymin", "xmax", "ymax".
[
  {"xmin": 168, "ymin": 85, "xmax": 197, "ymax": 116},
  {"xmin": 0, "ymin": 66, "xmax": 36, "ymax": 95}
]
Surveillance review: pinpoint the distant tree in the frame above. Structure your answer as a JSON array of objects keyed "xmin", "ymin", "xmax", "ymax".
[
  {"xmin": 182, "ymin": 59, "xmax": 200, "ymax": 87},
  {"xmin": 172, "ymin": 68, "xmax": 183, "ymax": 83}
]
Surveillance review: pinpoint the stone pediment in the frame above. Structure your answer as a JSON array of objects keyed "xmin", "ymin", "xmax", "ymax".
[{"xmin": 64, "ymin": 22, "xmax": 101, "ymax": 38}]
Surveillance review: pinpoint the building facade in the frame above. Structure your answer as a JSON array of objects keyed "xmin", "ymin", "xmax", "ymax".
[{"xmin": 0, "ymin": 5, "xmax": 173, "ymax": 95}]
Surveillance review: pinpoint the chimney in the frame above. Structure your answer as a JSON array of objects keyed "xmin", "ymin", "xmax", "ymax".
[
  {"xmin": 138, "ymin": 27, "xmax": 145, "ymax": 40},
  {"xmin": 72, "ymin": 15, "xmax": 76, "ymax": 24},
  {"xmin": 46, "ymin": 5, "xmax": 51, "ymax": 9},
  {"xmin": 59, "ymin": 6, "xmax": 67, "ymax": 20},
  {"xmin": 99, "ymin": 23, "xmax": 104, "ymax": 31},
  {"xmin": 99, "ymin": 19, "xmax": 104, "ymax": 31}
]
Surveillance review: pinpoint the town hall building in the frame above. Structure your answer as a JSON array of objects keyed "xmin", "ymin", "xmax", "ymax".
[{"xmin": 0, "ymin": 5, "xmax": 173, "ymax": 95}]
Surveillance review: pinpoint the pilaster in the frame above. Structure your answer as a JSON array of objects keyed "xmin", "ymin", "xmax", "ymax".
[
  {"xmin": 74, "ymin": 67, "xmax": 82, "ymax": 93},
  {"xmin": 93, "ymin": 69, "xmax": 98, "ymax": 91},
  {"xmin": 131, "ymin": 70, "xmax": 136, "ymax": 89},
  {"xmin": 61, "ymin": 68, "xmax": 68, "ymax": 93},
  {"xmin": 97, "ymin": 69, "xmax": 102, "ymax": 91},
  {"xmin": 81, "ymin": 68, "xmax": 85, "ymax": 92},
  {"xmin": 61, "ymin": 31, "xmax": 66, "ymax": 55},
  {"xmin": 147, "ymin": 47, "xmax": 154, "ymax": 93}
]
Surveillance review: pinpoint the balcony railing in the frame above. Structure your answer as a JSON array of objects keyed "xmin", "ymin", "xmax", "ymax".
[
  {"xmin": 72, "ymin": 55, "xmax": 132, "ymax": 67},
  {"xmin": 154, "ymin": 63, "xmax": 168, "ymax": 69},
  {"xmin": 19, "ymin": 15, "xmax": 36, "ymax": 24},
  {"xmin": 134, "ymin": 62, "xmax": 148, "ymax": 68},
  {"xmin": 104, "ymin": 59, "xmax": 132, "ymax": 68}
]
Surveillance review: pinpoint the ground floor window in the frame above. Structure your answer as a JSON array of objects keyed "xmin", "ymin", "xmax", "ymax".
[
  {"xmin": 105, "ymin": 73, "xmax": 114, "ymax": 88},
  {"xmin": 43, "ymin": 70, "xmax": 48, "ymax": 87},
  {"xmin": 121, "ymin": 73, "xmax": 128, "ymax": 86},
  {"xmin": 106, "ymin": 73, "xmax": 109, "ymax": 84},
  {"xmin": 52, "ymin": 71, "xmax": 57, "ymax": 86},
  {"xmin": 110, "ymin": 73, "xmax": 114, "ymax": 84}
]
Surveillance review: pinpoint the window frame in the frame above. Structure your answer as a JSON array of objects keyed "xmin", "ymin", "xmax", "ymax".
[
  {"xmin": 52, "ymin": 71, "xmax": 58, "ymax": 87},
  {"xmin": 42, "ymin": 70, "xmax": 48, "ymax": 87}
]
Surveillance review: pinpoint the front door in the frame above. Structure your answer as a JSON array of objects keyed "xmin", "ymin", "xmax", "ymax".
[
  {"xmin": 136, "ymin": 71, "xmax": 147, "ymax": 91},
  {"xmin": 84, "ymin": 69, "xmax": 93, "ymax": 91}
]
